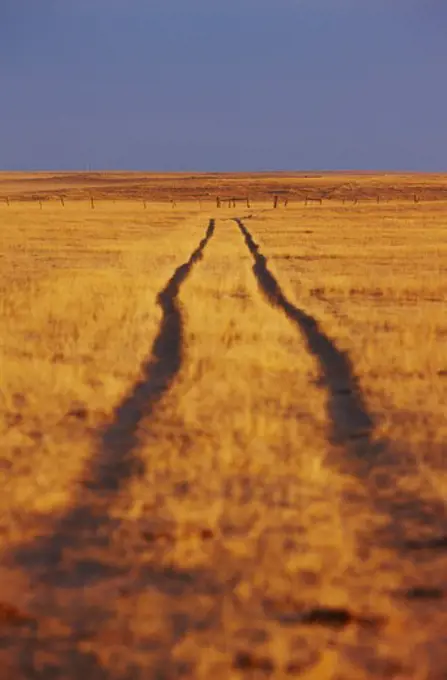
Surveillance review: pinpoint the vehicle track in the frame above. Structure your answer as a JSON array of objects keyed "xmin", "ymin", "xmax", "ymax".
[
  {"xmin": 234, "ymin": 216, "xmax": 447, "ymax": 676},
  {"xmin": 235, "ymin": 218, "xmax": 373, "ymax": 444},
  {"xmin": 95, "ymin": 217, "xmax": 216, "ymax": 496},
  {"xmin": 5, "ymin": 220, "xmax": 216, "ymax": 678},
  {"xmin": 3, "ymin": 216, "xmax": 447, "ymax": 677},
  {"xmin": 18, "ymin": 219, "xmax": 215, "ymax": 571},
  {"xmin": 234, "ymin": 218, "xmax": 447, "ymax": 554}
]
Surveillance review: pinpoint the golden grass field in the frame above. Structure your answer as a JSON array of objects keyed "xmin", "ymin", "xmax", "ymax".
[{"xmin": 0, "ymin": 174, "xmax": 446, "ymax": 679}]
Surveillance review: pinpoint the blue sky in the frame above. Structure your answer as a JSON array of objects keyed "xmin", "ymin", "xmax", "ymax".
[{"xmin": 1, "ymin": 1, "xmax": 446, "ymax": 171}]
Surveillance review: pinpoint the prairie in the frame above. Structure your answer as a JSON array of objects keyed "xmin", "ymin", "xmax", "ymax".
[{"xmin": 0, "ymin": 177, "xmax": 446, "ymax": 679}]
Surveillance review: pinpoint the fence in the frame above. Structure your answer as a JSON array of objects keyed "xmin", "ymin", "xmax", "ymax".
[{"xmin": 1, "ymin": 194, "xmax": 426, "ymax": 209}]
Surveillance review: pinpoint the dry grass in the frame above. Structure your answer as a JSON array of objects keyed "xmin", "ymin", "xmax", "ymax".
[
  {"xmin": 0, "ymin": 186, "xmax": 446, "ymax": 679},
  {"xmin": 2, "ymin": 170, "xmax": 447, "ymax": 202}
]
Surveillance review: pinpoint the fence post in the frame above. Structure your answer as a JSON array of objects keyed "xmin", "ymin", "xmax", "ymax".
[
  {"xmin": 90, "ymin": 197, "xmax": 95, "ymax": 210},
  {"xmin": 143, "ymin": 201, "xmax": 147, "ymax": 209},
  {"xmin": 273, "ymin": 195, "xmax": 278, "ymax": 209},
  {"xmin": 246, "ymin": 198, "xmax": 251, "ymax": 208},
  {"xmin": 39, "ymin": 200, "xmax": 43, "ymax": 210},
  {"xmin": 216, "ymin": 196, "xmax": 221, "ymax": 208},
  {"xmin": 60, "ymin": 197, "xmax": 65, "ymax": 207},
  {"xmin": 6, "ymin": 196, "xmax": 10, "ymax": 207}
]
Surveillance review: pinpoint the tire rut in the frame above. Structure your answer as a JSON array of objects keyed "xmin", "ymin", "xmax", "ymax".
[
  {"xmin": 235, "ymin": 218, "xmax": 373, "ymax": 443},
  {"xmin": 94, "ymin": 217, "xmax": 216, "ymax": 496},
  {"xmin": 234, "ymin": 218, "xmax": 447, "ymax": 554},
  {"xmin": 19, "ymin": 218, "xmax": 215, "ymax": 572},
  {"xmin": 4, "ymin": 220, "xmax": 217, "ymax": 678}
]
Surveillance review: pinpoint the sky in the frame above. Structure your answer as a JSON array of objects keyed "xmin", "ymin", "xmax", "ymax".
[{"xmin": 1, "ymin": 0, "xmax": 446, "ymax": 171}]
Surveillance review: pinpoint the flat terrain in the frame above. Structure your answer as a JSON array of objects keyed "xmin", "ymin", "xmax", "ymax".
[
  {"xmin": 0, "ymin": 176, "xmax": 446, "ymax": 679},
  {"xmin": 1, "ymin": 170, "xmax": 447, "ymax": 203}
]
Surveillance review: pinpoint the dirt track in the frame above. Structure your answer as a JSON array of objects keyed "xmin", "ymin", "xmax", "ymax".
[
  {"xmin": 235, "ymin": 216, "xmax": 447, "ymax": 572},
  {"xmin": 2, "ymin": 220, "xmax": 218, "ymax": 678},
  {"xmin": 1, "ymin": 203, "xmax": 447, "ymax": 678}
]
